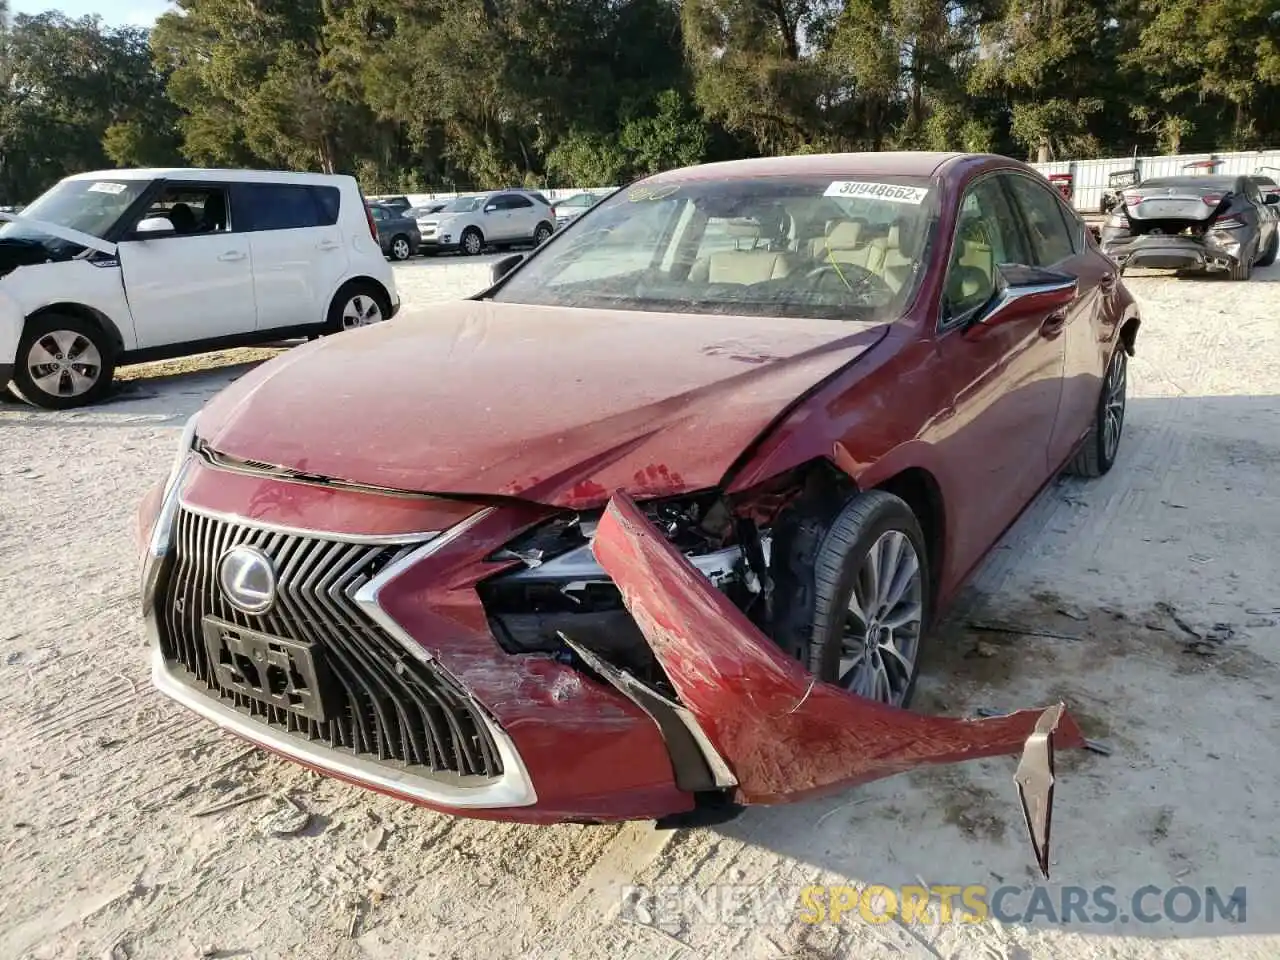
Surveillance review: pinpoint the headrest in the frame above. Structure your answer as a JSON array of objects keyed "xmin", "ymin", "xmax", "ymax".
[
  {"xmin": 826, "ymin": 221, "xmax": 863, "ymax": 248},
  {"xmin": 891, "ymin": 218, "xmax": 924, "ymax": 256}
]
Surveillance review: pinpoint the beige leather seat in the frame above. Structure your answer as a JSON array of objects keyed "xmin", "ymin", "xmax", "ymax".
[
  {"xmin": 946, "ymin": 218, "xmax": 996, "ymax": 311},
  {"xmin": 689, "ymin": 220, "xmax": 796, "ymax": 284},
  {"xmin": 819, "ymin": 221, "xmax": 886, "ymax": 273},
  {"xmin": 878, "ymin": 222, "xmax": 918, "ymax": 292}
]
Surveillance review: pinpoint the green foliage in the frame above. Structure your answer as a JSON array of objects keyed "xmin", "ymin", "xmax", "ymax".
[{"xmin": 3, "ymin": 0, "xmax": 1280, "ymax": 202}]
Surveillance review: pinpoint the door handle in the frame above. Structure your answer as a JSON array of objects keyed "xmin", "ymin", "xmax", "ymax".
[
  {"xmin": 217, "ymin": 250, "xmax": 247, "ymax": 262},
  {"xmin": 318, "ymin": 239, "xmax": 341, "ymax": 250}
]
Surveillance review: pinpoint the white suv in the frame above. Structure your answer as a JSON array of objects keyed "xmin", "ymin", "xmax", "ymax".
[
  {"xmin": 417, "ymin": 189, "xmax": 555, "ymax": 256},
  {"xmin": 0, "ymin": 168, "xmax": 399, "ymax": 409}
]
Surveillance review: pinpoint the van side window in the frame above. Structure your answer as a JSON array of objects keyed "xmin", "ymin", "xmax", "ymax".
[{"xmin": 241, "ymin": 184, "xmax": 337, "ymax": 231}]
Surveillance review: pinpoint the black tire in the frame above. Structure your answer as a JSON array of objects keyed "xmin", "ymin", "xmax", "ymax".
[
  {"xmin": 389, "ymin": 235, "xmax": 413, "ymax": 261},
  {"xmin": 1066, "ymin": 347, "xmax": 1127, "ymax": 478},
  {"xmin": 12, "ymin": 313, "xmax": 116, "ymax": 410},
  {"xmin": 1256, "ymin": 231, "xmax": 1278, "ymax": 268},
  {"xmin": 460, "ymin": 227, "xmax": 484, "ymax": 256},
  {"xmin": 325, "ymin": 281, "xmax": 391, "ymax": 335},
  {"xmin": 771, "ymin": 490, "xmax": 931, "ymax": 708},
  {"xmin": 533, "ymin": 221, "xmax": 553, "ymax": 246}
]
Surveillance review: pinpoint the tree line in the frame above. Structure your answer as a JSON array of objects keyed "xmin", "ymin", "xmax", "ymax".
[{"xmin": 2, "ymin": 0, "xmax": 1279, "ymax": 204}]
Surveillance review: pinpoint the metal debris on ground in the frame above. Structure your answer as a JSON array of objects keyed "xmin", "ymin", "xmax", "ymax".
[
  {"xmin": 191, "ymin": 791, "xmax": 267, "ymax": 818},
  {"xmin": 974, "ymin": 707, "xmax": 1113, "ymax": 757}
]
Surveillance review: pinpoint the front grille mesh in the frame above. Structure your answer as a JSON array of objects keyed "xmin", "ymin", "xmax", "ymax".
[{"xmin": 157, "ymin": 508, "xmax": 503, "ymax": 779}]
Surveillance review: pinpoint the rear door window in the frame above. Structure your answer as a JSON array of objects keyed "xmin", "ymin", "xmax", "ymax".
[
  {"xmin": 241, "ymin": 183, "xmax": 335, "ymax": 232},
  {"xmin": 1004, "ymin": 175, "xmax": 1076, "ymax": 265}
]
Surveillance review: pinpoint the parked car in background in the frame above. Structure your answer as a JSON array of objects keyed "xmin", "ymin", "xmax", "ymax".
[
  {"xmin": 139, "ymin": 152, "xmax": 1138, "ymax": 877},
  {"xmin": 551, "ymin": 191, "xmax": 604, "ymax": 228},
  {"xmin": 0, "ymin": 168, "xmax": 398, "ymax": 408},
  {"xmin": 368, "ymin": 194, "xmax": 412, "ymax": 212},
  {"xmin": 417, "ymin": 189, "xmax": 555, "ymax": 256},
  {"xmin": 1100, "ymin": 174, "xmax": 1279, "ymax": 279},
  {"xmin": 368, "ymin": 202, "xmax": 422, "ymax": 260}
]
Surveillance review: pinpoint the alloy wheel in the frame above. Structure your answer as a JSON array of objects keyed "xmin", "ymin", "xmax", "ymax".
[
  {"xmin": 392, "ymin": 238, "xmax": 410, "ymax": 260},
  {"xmin": 25, "ymin": 329, "xmax": 102, "ymax": 399},
  {"xmin": 463, "ymin": 232, "xmax": 482, "ymax": 256},
  {"xmin": 341, "ymin": 295, "xmax": 383, "ymax": 330},
  {"xmin": 838, "ymin": 529, "xmax": 924, "ymax": 705},
  {"xmin": 1103, "ymin": 350, "xmax": 1127, "ymax": 463},
  {"xmin": 534, "ymin": 225, "xmax": 552, "ymax": 245}
]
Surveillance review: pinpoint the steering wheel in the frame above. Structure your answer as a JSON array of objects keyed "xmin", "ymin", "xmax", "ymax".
[{"xmin": 805, "ymin": 261, "xmax": 892, "ymax": 299}]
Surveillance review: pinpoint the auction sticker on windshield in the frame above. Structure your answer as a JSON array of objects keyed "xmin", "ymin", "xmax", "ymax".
[
  {"xmin": 87, "ymin": 182, "xmax": 128, "ymax": 195},
  {"xmin": 825, "ymin": 181, "xmax": 929, "ymax": 204}
]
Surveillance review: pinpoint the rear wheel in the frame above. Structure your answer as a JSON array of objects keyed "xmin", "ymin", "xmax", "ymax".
[
  {"xmin": 12, "ymin": 313, "xmax": 116, "ymax": 409},
  {"xmin": 772, "ymin": 491, "xmax": 930, "ymax": 708},
  {"xmin": 533, "ymin": 222, "xmax": 553, "ymax": 246},
  {"xmin": 326, "ymin": 282, "xmax": 390, "ymax": 335},
  {"xmin": 1066, "ymin": 347, "xmax": 1127, "ymax": 478}
]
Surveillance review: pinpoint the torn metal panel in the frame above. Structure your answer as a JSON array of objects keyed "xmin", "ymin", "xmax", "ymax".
[
  {"xmin": 0, "ymin": 211, "xmax": 118, "ymax": 257},
  {"xmin": 592, "ymin": 489, "xmax": 1087, "ymax": 842}
]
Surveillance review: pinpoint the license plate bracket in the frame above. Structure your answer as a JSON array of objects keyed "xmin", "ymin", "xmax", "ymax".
[{"xmin": 201, "ymin": 617, "xmax": 331, "ymax": 723}]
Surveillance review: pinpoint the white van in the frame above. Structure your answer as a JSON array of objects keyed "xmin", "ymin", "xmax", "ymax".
[{"xmin": 0, "ymin": 168, "xmax": 400, "ymax": 408}]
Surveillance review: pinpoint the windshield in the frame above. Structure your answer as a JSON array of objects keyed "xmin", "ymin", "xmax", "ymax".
[
  {"xmin": 0, "ymin": 177, "xmax": 148, "ymax": 249},
  {"xmin": 561, "ymin": 194, "xmax": 595, "ymax": 208},
  {"xmin": 442, "ymin": 196, "xmax": 486, "ymax": 214},
  {"xmin": 491, "ymin": 175, "xmax": 936, "ymax": 320}
]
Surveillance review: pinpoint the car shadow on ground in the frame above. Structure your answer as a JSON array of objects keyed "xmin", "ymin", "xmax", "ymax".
[{"xmin": 702, "ymin": 392, "xmax": 1280, "ymax": 943}]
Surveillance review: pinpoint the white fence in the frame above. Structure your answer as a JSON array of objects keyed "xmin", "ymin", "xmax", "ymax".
[{"xmin": 1029, "ymin": 149, "xmax": 1280, "ymax": 215}]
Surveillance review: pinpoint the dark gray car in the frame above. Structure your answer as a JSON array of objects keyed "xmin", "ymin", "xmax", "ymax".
[
  {"xmin": 368, "ymin": 203, "xmax": 422, "ymax": 261},
  {"xmin": 1100, "ymin": 174, "xmax": 1280, "ymax": 280}
]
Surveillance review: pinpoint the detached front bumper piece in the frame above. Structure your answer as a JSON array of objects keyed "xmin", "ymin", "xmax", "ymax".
[
  {"xmin": 1104, "ymin": 235, "xmax": 1236, "ymax": 272},
  {"xmin": 591, "ymin": 490, "xmax": 1088, "ymax": 879}
]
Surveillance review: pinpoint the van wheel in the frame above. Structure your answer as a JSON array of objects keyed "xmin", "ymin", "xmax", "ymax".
[
  {"xmin": 12, "ymin": 314, "xmax": 116, "ymax": 409},
  {"xmin": 326, "ymin": 282, "xmax": 390, "ymax": 334},
  {"xmin": 460, "ymin": 228, "xmax": 484, "ymax": 256}
]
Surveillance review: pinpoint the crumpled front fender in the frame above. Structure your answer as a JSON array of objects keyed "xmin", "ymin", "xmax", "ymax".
[{"xmin": 592, "ymin": 490, "xmax": 1085, "ymax": 873}]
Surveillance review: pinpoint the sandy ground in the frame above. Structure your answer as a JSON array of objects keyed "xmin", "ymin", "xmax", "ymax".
[{"xmin": 2, "ymin": 254, "xmax": 1279, "ymax": 960}]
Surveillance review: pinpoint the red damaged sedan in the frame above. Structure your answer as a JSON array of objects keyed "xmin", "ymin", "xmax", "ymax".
[{"xmin": 138, "ymin": 152, "xmax": 1139, "ymax": 873}]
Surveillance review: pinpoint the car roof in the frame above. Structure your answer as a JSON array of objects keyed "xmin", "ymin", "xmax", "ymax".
[
  {"xmin": 64, "ymin": 168, "xmax": 352, "ymax": 186},
  {"xmin": 652, "ymin": 151, "xmax": 969, "ymax": 182}
]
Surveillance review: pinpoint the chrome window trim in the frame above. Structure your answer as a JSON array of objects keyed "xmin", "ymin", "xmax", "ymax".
[{"xmin": 176, "ymin": 501, "xmax": 443, "ymax": 546}]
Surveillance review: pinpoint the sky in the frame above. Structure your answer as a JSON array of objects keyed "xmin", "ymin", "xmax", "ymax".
[{"xmin": 10, "ymin": 0, "xmax": 173, "ymax": 27}]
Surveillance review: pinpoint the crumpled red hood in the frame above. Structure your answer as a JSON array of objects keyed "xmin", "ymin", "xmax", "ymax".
[{"xmin": 198, "ymin": 300, "xmax": 888, "ymax": 509}]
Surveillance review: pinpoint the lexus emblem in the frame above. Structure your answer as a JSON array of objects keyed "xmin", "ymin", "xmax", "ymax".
[{"xmin": 218, "ymin": 545, "xmax": 277, "ymax": 615}]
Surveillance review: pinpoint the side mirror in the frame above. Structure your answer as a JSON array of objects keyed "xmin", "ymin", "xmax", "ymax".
[
  {"xmin": 491, "ymin": 253, "xmax": 524, "ymax": 285},
  {"xmin": 1265, "ymin": 193, "xmax": 1279, "ymax": 205},
  {"xmin": 133, "ymin": 216, "xmax": 175, "ymax": 238},
  {"xmin": 963, "ymin": 264, "xmax": 1078, "ymax": 340},
  {"xmin": 483, "ymin": 205, "xmax": 498, "ymax": 214}
]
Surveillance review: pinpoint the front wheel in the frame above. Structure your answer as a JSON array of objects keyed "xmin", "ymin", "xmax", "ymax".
[
  {"xmin": 1066, "ymin": 347, "xmax": 1127, "ymax": 478},
  {"xmin": 389, "ymin": 235, "xmax": 413, "ymax": 261},
  {"xmin": 772, "ymin": 491, "xmax": 931, "ymax": 708},
  {"xmin": 460, "ymin": 228, "xmax": 484, "ymax": 256},
  {"xmin": 12, "ymin": 314, "xmax": 116, "ymax": 409}
]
